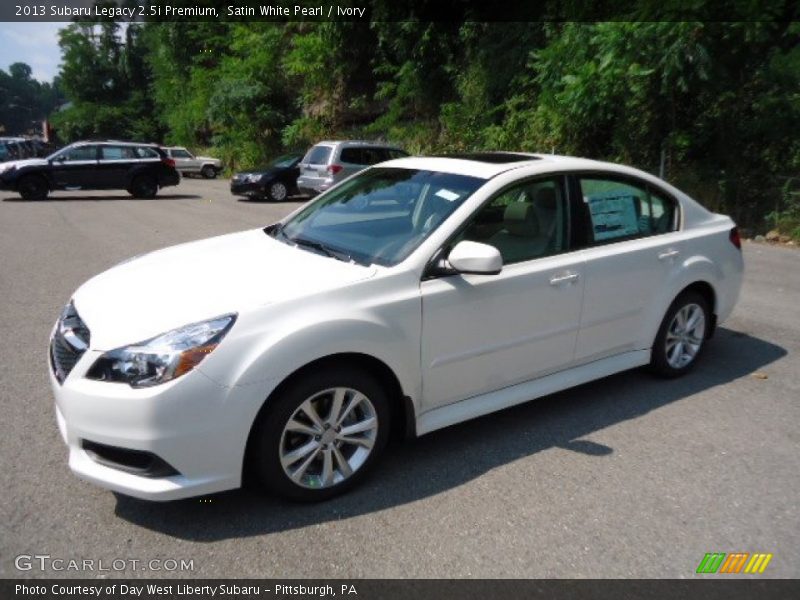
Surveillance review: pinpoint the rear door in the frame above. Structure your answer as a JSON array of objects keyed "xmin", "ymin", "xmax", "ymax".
[
  {"xmin": 572, "ymin": 173, "xmax": 682, "ymax": 363},
  {"xmin": 97, "ymin": 145, "xmax": 137, "ymax": 188},
  {"xmin": 338, "ymin": 146, "xmax": 369, "ymax": 179}
]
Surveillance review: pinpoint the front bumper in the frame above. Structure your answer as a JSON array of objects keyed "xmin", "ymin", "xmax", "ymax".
[
  {"xmin": 230, "ymin": 180, "xmax": 266, "ymax": 198},
  {"xmin": 51, "ymin": 345, "xmax": 274, "ymax": 501}
]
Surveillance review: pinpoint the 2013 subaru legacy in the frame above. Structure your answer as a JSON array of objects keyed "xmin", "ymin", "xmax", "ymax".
[{"xmin": 50, "ymin": 152, "xmax": 743, "ymax": 502}]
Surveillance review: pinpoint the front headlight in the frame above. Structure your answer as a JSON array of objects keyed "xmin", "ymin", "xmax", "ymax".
[
  {"xmin": 244, "ymin": 174, "xmax": 263, "ymax": 183},
  {"xmin": 86, "ymin": 314, "xmax": 236, "ymax": 388},
  {"xmin": 0, "ymin": 163, "xmax": 15, "ymax": 175}
]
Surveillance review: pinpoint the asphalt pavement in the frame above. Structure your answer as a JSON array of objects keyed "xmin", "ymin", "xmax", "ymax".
[{"xmin": 1, "ymin": 177, "xmax": 797, "ymax": 578}]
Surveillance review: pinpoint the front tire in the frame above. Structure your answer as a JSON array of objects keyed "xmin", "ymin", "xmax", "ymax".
[
  {"xmin": 201, "ymin": 165, "xmax": 217, "ymax": 179},
  {"xmin": 250, "ymin": 367, "xmax": 390, "ymax": 501},
  {"xmin": 650, "ymin": 291, "xmax": 710, "ymax": 377},
  {"xmin": 18, "ymin": 175, "xmax": 49, "ymax": 200},
  {"xmin": 267, "ymin": 181, "xmax": 288, "ymax": 202}
]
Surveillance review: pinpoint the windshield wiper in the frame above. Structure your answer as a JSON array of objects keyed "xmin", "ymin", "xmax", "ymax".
[{"xmin": 289, "ymin": 236, "xmax": 357, "ymax": 264}]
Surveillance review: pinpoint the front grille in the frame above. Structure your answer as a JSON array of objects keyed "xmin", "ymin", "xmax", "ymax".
[{"xmin": 50, "ymin": 302, "xmax": 90, "ymax": 384}]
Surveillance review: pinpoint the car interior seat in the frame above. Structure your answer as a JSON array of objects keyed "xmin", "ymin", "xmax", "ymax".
[{"xmin": 489, "ymin": 203, "xmax": 548, "ymax": 263}]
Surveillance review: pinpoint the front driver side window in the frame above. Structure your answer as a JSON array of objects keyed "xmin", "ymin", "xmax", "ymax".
[
  {"xmin": 60, "ymin": 146, "xmax": 97, "ymax": 162},
  {"xmin": 456, "ymin": 178, "xmax": 568, "ymax": 264}
]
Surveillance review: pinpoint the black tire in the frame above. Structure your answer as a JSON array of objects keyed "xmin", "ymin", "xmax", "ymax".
[
  {"xmin": 649, "ymin": 290, "xmax": 710, "ymax": 378},
  {"xmin": 128, "ymin": 175, "xmax": 158, "ymax": 199},
  {"xmin": 201, "ymin": 165, "xmax": 217, "ymax": 179},
  {"xmin": 267, "ymin": 181, "xmax": 288, "ymax": 202},
  {"xmin": 250, "ymin": 366, "xmax": 391, "ymax": 502},
  {"xmin": 18, "ymin": 175, "xmax": 49, "ymax": 200}
]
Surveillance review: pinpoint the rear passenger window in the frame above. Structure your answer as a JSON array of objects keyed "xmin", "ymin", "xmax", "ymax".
[
  {"xmin": 101, "ymin": 146, "xmax": 136, "ymax": 160},
  {"xmin": 579, "ymin": 177, "xmax": 676, "ymax": 243},
  {"xmin": 340, "ymin": 148, "xmax": 366, "ymax": 164}
]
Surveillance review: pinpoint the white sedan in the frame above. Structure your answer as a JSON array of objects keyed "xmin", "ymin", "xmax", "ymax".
[{"xmin": 49, "ymin": 152, "xmax": 743, "ymax": 501}]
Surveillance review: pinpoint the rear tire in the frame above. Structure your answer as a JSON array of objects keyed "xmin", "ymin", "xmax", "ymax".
[
  {"xmin": 201, "ymin": 165, "xmax": 217, "ymax": 179},
  {"xmin": 649, "ymin": 291, "xmax": 710, "ymax": 377},
  {"xmin": 249, "ymin": 366, "xmax": 390, "ymax": 502},
  {"xmin": 129, "ymin": 175, "xmax": 158, "ymax": 199},
  {"xmin": 18, "ymin": 175, "xmax": 48, "ymax": 200}
]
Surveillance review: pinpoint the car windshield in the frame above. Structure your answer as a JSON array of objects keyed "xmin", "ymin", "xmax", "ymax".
[
  {"xmin": 269, "ymin": 154, "xmax": 300, "ymax": 168},
  {"xmin": 270, "ymin": 167, "xmax": 484, "ymax": 267}
]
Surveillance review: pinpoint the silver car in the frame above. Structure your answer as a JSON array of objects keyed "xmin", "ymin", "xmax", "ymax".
[{"xmin": 296, "ymin": 140, "xmax": 407, "ymax": 196}]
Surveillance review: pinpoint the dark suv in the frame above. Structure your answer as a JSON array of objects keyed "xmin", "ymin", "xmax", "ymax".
[{"xmin": 0, "ymin": 141, "xmax": 180, "ymax": 200}]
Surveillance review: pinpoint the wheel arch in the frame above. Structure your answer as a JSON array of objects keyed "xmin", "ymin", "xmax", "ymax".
[
  {"xmin": 241, "ymin": 351, "xmax": 415, "ymax": 483},
  {"xmin": 675, "ymin": 280, "xmax": 718, "ymax": 338}
]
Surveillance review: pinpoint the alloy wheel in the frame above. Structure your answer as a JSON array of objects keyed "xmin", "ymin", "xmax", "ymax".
[
  {"xmin": 278, "ymin": 387, "xmax": 378, "ymax": 489},
  {"xmin": 665, "ymin": 303, "xmax": 706, "ymax": 369}
]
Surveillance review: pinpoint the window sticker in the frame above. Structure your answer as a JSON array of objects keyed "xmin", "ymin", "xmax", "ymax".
[
  {"xmin": 587, "ymin": 191, "xmax": 640, "ymax": 241},
  {"xmin": 435, "ymin": 189, "xmax": 460, "ymax": 202}
]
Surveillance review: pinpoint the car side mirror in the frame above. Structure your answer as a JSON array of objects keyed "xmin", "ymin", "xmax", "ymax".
[{"xmin": 448, "ymin": 241, "xmax": 502, "ymax": 275}]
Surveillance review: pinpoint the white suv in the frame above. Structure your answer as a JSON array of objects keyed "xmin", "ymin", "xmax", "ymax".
[{"xmin": 50, "ymin": 152, "xmax": 743, "ymax": 502}]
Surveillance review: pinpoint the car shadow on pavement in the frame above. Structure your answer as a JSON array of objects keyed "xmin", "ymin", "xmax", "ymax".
[
  {"xmin": 113, "ymin": 327, "xmax": 786, "ymax": 541},
  {"xmin": 1, "ymin": 194, "xmax": 202, "ymax": 202}
]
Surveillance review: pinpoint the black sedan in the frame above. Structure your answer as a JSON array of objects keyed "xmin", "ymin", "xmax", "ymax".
[{"xmin": 230, "ymin": 154, "xmax": 303, "ymax": 202}]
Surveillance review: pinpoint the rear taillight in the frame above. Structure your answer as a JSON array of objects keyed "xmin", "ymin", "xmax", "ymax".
[
  {"xmin": 162, "ymin": 158, "xmax": 176, "ymax": 168},
  {"xmin": 327, "ymin": 164, "xmax": 343, "ymax": 175},
  {"xmin": 729, "ymin": 227, "xmax": 742, "ymax": 250}
]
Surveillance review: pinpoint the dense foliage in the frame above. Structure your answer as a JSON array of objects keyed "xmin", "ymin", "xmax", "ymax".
[
  {"xmin": 0, "ymin": 63, "xmax": 63, "ymax": 136},
  {"xmin": 42, "ymin": 15, "xmax": 800, "ymax": 234}
]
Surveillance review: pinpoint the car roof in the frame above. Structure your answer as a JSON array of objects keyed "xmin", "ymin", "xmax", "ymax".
[
  {"xmin": 73, "ymin": 140, "xmax": 159, "ymax": 147},
  {"xmin": 380, "ymin": 152, "xmax": 645, "ymax": 180},
  {"xmin": 313, "ymin": 140, "xmax": 403, "ymax": 149}
]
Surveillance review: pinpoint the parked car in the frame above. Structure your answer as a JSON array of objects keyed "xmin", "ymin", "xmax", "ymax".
[
  {"xmin": 0, "ymin": 140, "xmax": 180, "ymax": 200},
  {"xmin": 0, "ymin": 137, "xmax": 33, "ymax": 161},
  {"xmin": 50, "ymin": 152, "xmax": 743, "ymax": 502},
  {"xmin": 163, "ymin": 146, "xmax": 222, "ymax": 179},
  {"xmin": 230, "ymin": 153, "xmax": 303, "ymax": 201},
  {"xmin": 296, "ymin": 140, "xmax": 408, "ymax": 196}
]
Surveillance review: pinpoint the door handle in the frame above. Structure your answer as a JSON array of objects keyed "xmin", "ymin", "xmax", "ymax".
[
  {"xmin": 549, "ymin": 272, "xmax": 579, "ymax": 286},
  {"xmin": 658, "ymin": 249, "xmax": 680, "ymax": 261}
]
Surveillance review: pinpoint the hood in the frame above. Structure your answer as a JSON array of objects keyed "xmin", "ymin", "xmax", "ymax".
[
  {"xmin": 72, "ymin": 229, "xmax": 377, "ymax": 350},
  {"xmin": 1, "ymin": 158, "xmax": 48, "ymax": 171},
  {"xmin": 242, "ymin": 166, "xmax": 282, "ymax": 177},
  {"xmin": 197, "ymin": 155, "xmax": 221, "ymax": 164}
]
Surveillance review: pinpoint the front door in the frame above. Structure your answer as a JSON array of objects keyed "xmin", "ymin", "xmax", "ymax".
[
  {"xmin": 420, "ymin": 176, "xmax": 585, "ymax": 410},
  {"xmin": 50, "ymin": 145, "xmax": 98, "ymax": 189}
]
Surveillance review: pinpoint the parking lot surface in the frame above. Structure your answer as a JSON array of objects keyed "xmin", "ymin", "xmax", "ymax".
[{"xmin": 1, "ymin": 178, "xmax": 798, "ymax": 578}]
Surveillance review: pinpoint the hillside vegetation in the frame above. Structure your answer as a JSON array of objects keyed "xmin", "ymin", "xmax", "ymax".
[{"xmin": 40, "ymin": 17, "xmax": 800, "ymax": 235}]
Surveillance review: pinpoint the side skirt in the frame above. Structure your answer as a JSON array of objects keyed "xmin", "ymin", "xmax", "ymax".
[{"xmin": 415, "ymin": 349, "xmax": 651, "ymax": 436}]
